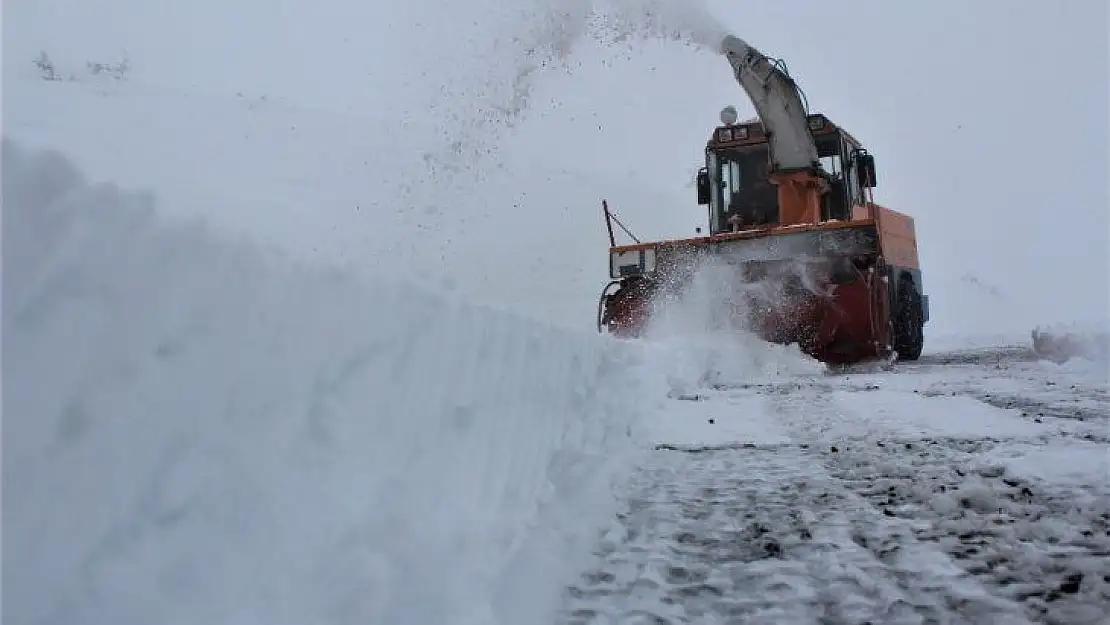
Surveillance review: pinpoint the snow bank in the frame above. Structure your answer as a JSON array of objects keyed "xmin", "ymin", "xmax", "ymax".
[
  {"xmin": 1031, "ymin": 319, "xmax": 1110, "ymax": 364},
  {"xmin": 2, "ymin": 138, "xmax": 654, "ymax": 625}
]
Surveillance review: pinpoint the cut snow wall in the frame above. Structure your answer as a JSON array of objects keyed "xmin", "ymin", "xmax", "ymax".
[{"xmin": 1, "ymin": 138, "xmax": 653, "ymax": 625}]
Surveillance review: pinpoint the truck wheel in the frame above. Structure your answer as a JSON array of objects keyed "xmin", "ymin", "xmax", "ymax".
[{"xmin": 894, "ymin": 279, "xmax": 924, "ymax": 361}]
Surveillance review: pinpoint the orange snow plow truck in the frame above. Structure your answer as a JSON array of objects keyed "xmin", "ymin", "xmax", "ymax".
[{"xmin": 597, "ymin": 35, "xmax": 928, "ymax": 365}]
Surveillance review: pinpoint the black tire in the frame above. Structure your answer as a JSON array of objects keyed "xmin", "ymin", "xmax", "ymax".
[{"xmin": 894, "ymin": 279, "xmax": 924, "ymax": 361}]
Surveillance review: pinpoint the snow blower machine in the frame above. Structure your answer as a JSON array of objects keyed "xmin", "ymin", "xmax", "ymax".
[{"xmin": 597, "ymin": 35, "xmax": 928, "ymax": 365}]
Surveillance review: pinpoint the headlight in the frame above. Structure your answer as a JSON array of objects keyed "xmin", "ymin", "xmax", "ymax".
[{"xmin": 610, "ymin": 247, "xmax": 657, "ymax": 279}]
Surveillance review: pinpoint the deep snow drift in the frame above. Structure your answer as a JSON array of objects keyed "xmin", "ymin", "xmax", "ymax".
[{"xmin": 2, "ymin": 138, "xmax": 666, "ymax": 625}]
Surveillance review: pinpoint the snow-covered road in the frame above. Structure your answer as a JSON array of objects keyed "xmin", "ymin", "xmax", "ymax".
[{"xmin": 562, "ymin": 346, "xmax": 1110, "ymax": 625}]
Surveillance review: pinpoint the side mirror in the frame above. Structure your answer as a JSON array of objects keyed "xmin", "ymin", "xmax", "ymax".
[
  {"xmin": 855, "ymin": 152, "xmax": 877, "ymax": 188},
  {"xmin": 696, "ymin": 168, "xmax": 711, "ymax": 205}
]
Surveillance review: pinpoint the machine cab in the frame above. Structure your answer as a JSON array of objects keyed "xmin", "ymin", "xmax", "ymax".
[{"xmin": 695, "ymin": 113, "xmax": 877, "ymax": 235}]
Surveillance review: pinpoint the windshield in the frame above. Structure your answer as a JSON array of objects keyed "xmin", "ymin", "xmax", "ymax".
[
  {"xmin": 713, "ymin": 145, "xmax": 778, "ymax": 233},
  {"xmin": 709, "ymin": 133, "xmax": 850, "ymax": 233}
]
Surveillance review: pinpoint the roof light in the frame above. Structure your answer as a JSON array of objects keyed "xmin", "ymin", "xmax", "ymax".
[
  {"xmin": 717, "ymin": 128, "xmax": 733, "ymax": 141},
  {"xmin": 719, "ymin": 105, "xmax": 739, "ymax": 126},
  {"xmin": 734, "ymin": 126, "xmax": 750, "ymax": 140},
  {"xmin": 808, "ymin": 116, "xmax": 824, "ymax": 130}
]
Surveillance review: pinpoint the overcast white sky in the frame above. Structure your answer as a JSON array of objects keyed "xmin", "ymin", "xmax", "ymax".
[{"xmin": 5, "ymin": 0, "xmax": 1108, "ymax": 334}]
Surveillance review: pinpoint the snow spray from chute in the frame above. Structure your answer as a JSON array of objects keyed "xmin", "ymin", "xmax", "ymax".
[
  {"xmin": 392, "ymin": 0, "xmax": 733, "ymax": 302},
  {"xmin": 413, "ymin": 0, "xmax": 729, "ymax": 200}
]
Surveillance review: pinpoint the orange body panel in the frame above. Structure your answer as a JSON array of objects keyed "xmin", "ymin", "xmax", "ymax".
[
  {"xmin": 773, "ymin": 170, "xmax": 828, "ymax": 227},
  {"xmin": 872, "ymin": 204, "xmax": 920, "ymax": 270}
]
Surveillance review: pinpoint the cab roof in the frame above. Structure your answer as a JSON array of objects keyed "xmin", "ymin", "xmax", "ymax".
[{"xmin": 708, "ymin": 113, "xmax": 864, "ymax": 150}]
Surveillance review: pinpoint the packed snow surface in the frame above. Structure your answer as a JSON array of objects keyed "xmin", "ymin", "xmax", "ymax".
[{"xmin": 565, "ymin": 350, "xmax": 1110, "ymax": 625}]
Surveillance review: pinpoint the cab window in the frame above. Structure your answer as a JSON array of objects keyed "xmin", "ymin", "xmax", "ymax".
[
  {"xmin": 846, "ymin": 149, "xmax": 863, "ymax": 205},
  {"xmin": 719, "ymin": 159, "xmax": 742, "ymax": 208},
  {"xmin": 815, "ymin": 136, "xmax": 843, "ymax": 179}
]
